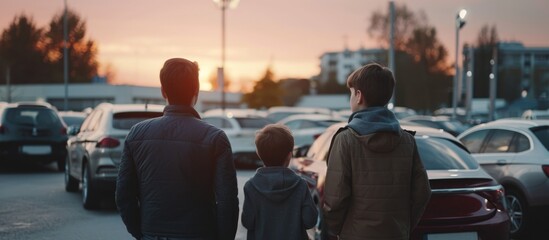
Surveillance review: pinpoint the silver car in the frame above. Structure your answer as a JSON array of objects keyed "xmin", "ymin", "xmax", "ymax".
[
  {"xmin": 65, "ymin": 103, "xmax": 164, "ymax": 209},
  {"xmin": 458, "ymin": 119, "xmax": 549, "ymax": 238},
  {"xmin": 202, "ymin": 110, "xmax": 272, "ymax": 168}
]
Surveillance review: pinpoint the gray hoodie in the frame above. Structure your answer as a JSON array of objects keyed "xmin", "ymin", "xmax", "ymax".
[{"xmin": 241, "ymin": 167, "xmax": 318, "ymax": 240}]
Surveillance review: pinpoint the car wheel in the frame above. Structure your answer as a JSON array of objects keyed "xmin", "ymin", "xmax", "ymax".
[
  {"xmin": 82, "ymin": 163, "xmax": 100, "ymax": 210},
  {"xmin": 57, "ymin": 155, "xmax": 66, "ymax": 172},
  {"xmin": 506, "ymin": 189, "xmax": 529, "ymax": 238},
  {"xmin": 64, "ymin": 157, "xmax": 79, "ymax": 192}
]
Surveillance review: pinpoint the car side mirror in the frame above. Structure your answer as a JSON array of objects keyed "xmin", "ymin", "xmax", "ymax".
[
  {"xmin": 293, "ymin": 145, "xmax": 310, "ymax": 158},
  {"xmin": 67, "ymin": 125, "xmax": 80, "ymax": 136}
]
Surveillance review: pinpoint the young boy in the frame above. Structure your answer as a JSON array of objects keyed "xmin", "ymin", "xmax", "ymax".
[{"xmin": 241, "ymin": 124, "xmax": 318, "ymax": 240}]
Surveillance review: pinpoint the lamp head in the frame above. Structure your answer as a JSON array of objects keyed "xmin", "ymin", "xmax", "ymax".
[{"xmin": 458, "ymin": 9, "xmax": 467, "ymax": 20}]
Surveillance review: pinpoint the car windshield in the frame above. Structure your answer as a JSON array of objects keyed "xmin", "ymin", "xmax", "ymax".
[
  {"xmin": 61, "ymin": 116, "xmax": 86, "ymax": 126},
  {"xmin": 416, "ymin": 137, "xmax": 478, "ymax": 170},
  {"xmin": 112, "ymin": 111, "xmax": 163, "ymax": 129},
  {"xmin": 531, "ymin": 126, "xmax": 549, "ymax": 151},
  {"xmin": 235, "ymin": 117, "xmax": 271, "ymax": 129},
  {"xmin": 5, "ymin": 108, "xmax": 60, "ymax": 127}
]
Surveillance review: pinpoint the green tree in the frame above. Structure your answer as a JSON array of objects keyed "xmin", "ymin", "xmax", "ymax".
[
  {"xmin": 242, "ymin": 68, "xmax": 283, "ymax": 109},
  {"xmin": 368, "ymin": 3, "xmax": 452, "ymax": 111},
  {"xmin": 43, "ymin": 8, "xmax": 98, "ymax": 83},
  {"xmin": 0, "ymin": 14, "xmax": 48, "ymax": 84}
]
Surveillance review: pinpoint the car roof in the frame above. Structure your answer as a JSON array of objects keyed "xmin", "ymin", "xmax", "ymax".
[
  {"xmin": 203, "ymin": 110, "xmax": 267, "ymax": 118},
  {"xmin": 481, "ymin": 118, "xmax": 549, "ymax": 128},
  {"xmin": 328, "ymin": 122, "xmax": 457, "ymax": 141},
  {"xmin": 401, "ymin": 115, "xmax": 452, "ymax": 122},
  {"xmin": 4, "ymin": 101, "xmax": 54, "ymax": 109},
  {"xmin": 267, "ymin": 106, "xmax": 332, "ymax": 114},
  {"xmin": 278, "ymin": 113, "xmax": 345, "ymax": 123},
  {"xmin": 95, "ymin": 103, "xmax": 165, "ymax": 113}
]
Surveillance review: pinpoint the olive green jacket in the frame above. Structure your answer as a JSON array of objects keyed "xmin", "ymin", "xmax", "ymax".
[{"xmin": 323, "ymin": 127, "xmax": 431, "ymax": 240}]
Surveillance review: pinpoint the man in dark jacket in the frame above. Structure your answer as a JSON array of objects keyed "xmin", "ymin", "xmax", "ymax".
[
  {"xmin": 323, "ymin": 63, "xmax": 431, "ymax": 240},
  {"xmin": 116, "ymin": 58, "xmax": 239, "ymax": 240}
]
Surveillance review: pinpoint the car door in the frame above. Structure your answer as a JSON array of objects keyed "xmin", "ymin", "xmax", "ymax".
[
  {"xmin": 70, "ymin": 109, "xmax": 103, "ymax": 180},
  {"xmin": 468, "ymin": 129, "xmax": 516, "ymax": 181}
]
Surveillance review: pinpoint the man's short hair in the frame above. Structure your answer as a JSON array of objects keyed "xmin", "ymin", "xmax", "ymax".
[
  {"xmin": 255, "ymin": 124, "xmax": 294, "ymax": 167},
  {"xmin": 346, "ymin": 63, "xmax": 395, "ymax": 107},
  {"xmin": 160, "ymin": 58, "xmax": 199, "ymax": 105}
]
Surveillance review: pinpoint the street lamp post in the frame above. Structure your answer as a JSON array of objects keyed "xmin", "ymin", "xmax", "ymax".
[
  {"xmin": 452, "ymin": 9, "xmax": 467, "ymax": 120},
  {"xmin": 63, "ymin": 0, "xmax": 69, "ymax": 111},
  {"xmin": 213, "ymin": 0, "xmax": 240, "ymax": 111}
]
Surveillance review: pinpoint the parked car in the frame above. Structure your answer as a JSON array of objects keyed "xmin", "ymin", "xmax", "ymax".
[
  {"xmin": 65, "ymin": 103, "xmax": 165, "ymax": 209},
  {"xmin": 391, "ymin": 106, "xmax": 418, "ymax": 119},
  {"xmin": 458, "ymin": 119, "xmax": 549, "ymax": 238},
  {"xmin": 202, "ymin": 110, "xmax": 272, "ymax": 168},
  {"xmin": 401, "ymin": 115, "xmax": 468, "ymax": 136},
  {"xmin": 278, "ymin": 114, "xmax": 345, "ymax": 147},
  {"xmin": 266, "ymin": 106, "xmax": 333, "ymax": 122},
  {"xmin": 58, "ymin": 111, "xmax": 88, "ymax": 133},
  {"xmin": 0, "ymin": 102, "xmax": 68, "ymax": 171},
  {"xmin": 292, "ymin": 122, "xmax": 509, "ymax": 240}
]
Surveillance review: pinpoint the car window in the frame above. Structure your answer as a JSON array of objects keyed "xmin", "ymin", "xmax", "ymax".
[
  {"xmin": 284, "ymin": 120, "xmax": 301, "ymax": 130},
  {"xmin": 509, "ymin": 133, "xmax": 530, "ymax": 153},
  {"xmin": 5, "ymin": 108, "xmax": 61, "ymax": 128},
  {"xmin": 416, "ymin": 137, "xmax": 479, "ymax": 170},
  {"xmin": 61, "ymin": 116, "xmax": 86, "ymax": 127},
  {"xmin": 300, "ymin": 120, "xmax": 319, "ymax": 129},
  {"xmin": 531, "ymin": 126, "xmax": 549, "ymax": 151},
  {"xmin": 460, "ymin": 129, "xmax": 490, "ymax": 153},
  {"xmin": 204, "ymin": 117, "xmax": 233, "ymax": 129},
  {"xmin": 112, "ymin": 112, "xmax": 163, "ymax": 130},
  {"xmin": 235, "ymin": 117, "xmax": 270, "ymax": 129},
  {"xmin": 484, "ymin": 129, "xmax": 515, "ymax": 153}
]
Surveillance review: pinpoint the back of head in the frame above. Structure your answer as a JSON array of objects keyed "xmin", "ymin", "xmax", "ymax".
[
  {"xmin": 346, "ymin": 63, "xmax": 395, "ymax": 107},
  {"xmin": 255, "ymin": 124, "xmax": 294, "ymax": 167},
  {"xmin": 160, "ymin": 58, "xmax": 200, "ymax": 105}
]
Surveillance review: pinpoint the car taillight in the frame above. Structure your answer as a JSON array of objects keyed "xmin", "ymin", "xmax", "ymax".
[
  {"xmin": 543, "ymin": 165, "xmax": 549, "ymax": 178},
  {"xmin": 96, "ymin": 137, "xmax": 120, "ymax": 148},
  {"xmin": 479, "ymin": 186, "xmax": 508, "ymax": 211}
]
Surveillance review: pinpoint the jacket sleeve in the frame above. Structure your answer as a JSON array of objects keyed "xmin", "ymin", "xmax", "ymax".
[
  {"xmin": 213, "ymin": 131, "xmax": 239, "ymax": 240},
  {"xmin": 241, "ymin": 182, "xmax": 255, "ymax": 230},
  {"xmin": 115, "ymin": 139, "xmax": 142, "ymax": 240},
  {"xmin": 410, "ymin": 139, "xmax": 432, "ymax": 229},
  {"xmin": 322, "ymin": 132, "xmax": 351, "ymax": 235},
  {"xmin": 302, "ymin": 181, "xmax": 319, "ymax": 229}
]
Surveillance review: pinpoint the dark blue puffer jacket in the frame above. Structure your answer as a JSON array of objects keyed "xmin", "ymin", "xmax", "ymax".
[{"xmin": 116, "ymin": 105, "xmax": 239, "ymax": 240}]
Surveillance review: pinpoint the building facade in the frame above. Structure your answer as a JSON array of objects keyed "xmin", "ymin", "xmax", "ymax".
[
  {"xmin": 318, "ymin": 48, "xmax": 386, "ymax": 85},
  {"xmin": 462, "ymin": 42, "xmax": 549, "ymax": 109},
  {"xmin": 0, "ymin": 83, "xmax": 242, "ymax": 112}
]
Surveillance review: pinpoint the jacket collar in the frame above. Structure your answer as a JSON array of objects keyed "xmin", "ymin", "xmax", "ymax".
[{"xmin": 163, "ymin": 105, "xmax": 201, "ymax": 119}]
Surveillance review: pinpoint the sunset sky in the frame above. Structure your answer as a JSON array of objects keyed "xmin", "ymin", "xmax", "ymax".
[{"xmin": 1, "ymin": 0, "xmax": 548, "ymax": 92}]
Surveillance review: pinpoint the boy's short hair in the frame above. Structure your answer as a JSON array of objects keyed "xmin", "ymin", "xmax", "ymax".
[
  {"xmin": 346, "ymin": 63, "xmax": 395, "ymax": 107},
  {"xmin": 159, "ymin": 58, "xmax": 200, "ymax": 105},
  {"xmin": 255, "ymin": 124, "xmax": 294, "ymax": 167}
]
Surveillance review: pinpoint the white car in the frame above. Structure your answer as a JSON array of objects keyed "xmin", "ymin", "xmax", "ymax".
[
  {"xmin": 457, "ymin": 119, "xmax": 549, "ymax": 238},
  {"xmin": 202, "ymin": 110, "xmax": 272, "ymax": 168},
  {"xmin": 278, "ymin": 114, "xmax": 345, "ymax": 147},
  {"xmin": 266, "ymin": 106, "xmax": 333, "ymax": 122}
]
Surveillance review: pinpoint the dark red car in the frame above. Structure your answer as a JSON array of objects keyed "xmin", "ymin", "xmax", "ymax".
[{"xmin": 291, "ymin": 123, "xmax": 510, "ymax": 240}]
